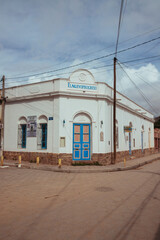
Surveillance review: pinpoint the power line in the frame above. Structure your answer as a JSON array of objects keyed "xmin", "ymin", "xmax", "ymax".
[
  {"xmin": 75, "ymin": 25, "xmax": 160, "ymax": 59},
  {"xmin": 7, "ymin": 25, "xmax": 160, "ymax": 78},
  {"xmin": 3, "ymin": 25, "xmax": 160, "ymax": 79},
  {"xmin": 93, "ymin": 54, "xmax": 160, "ymax": 70},
  {"xmin": 120, "ymin": 54, "xmax": 160, "ymax": 64},
  {"xmin": 5, "ymin": 54, "xmax": 160, "ymax": 87},
  {"xmin": 116, "ymin": 56, "xmax": 160, "ymax": 69},
  {"xmin": 121, "ymin": 0, "xmax": 128, "ymax": 26},
  {"xmin": 5, "ymin": 61, "xmax": 160, "ymax": 88},
  {"xmin": 117, "ymin": 61, "xmax": 159, "ymax": 115},
  {"xmin": 121, "ymin": 62, "xmax": 160, "ymax": 94},
  {"xmin": 116, "ymin": 69, "xmax": 127, "ymax": 95},
  {"xmin": 6, "ymin": 36, "xmax": 160, "ymax": 80},
  {"xmin": 115, "ymin": 0, "xmax": 125, "ymax": 56}
]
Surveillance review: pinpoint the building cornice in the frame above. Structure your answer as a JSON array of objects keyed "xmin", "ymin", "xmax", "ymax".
[{"xmin": 6, "ymin": 90, "xmax": 154, "ymax": 123}]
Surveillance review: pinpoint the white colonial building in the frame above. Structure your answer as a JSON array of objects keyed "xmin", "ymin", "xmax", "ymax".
[{"xmin": 3, "ymin": 69, "xmax": 154, "ymax": 165}]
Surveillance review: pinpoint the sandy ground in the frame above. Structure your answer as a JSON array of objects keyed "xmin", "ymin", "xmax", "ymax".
[{"xmin": 0, "ymin": 160, "xmax": 160, "ymax": 240}]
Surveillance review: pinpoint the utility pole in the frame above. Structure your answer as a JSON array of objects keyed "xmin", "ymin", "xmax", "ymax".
[
  {"xmin": 112, "ymin": 57, "xmax": 117, "ymax": 164},
  {"xmin": 1, "ymin": 75, "xmax": 5, "ymax": 157}
]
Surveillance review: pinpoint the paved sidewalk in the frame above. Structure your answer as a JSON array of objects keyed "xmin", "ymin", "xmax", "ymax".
[{"xmin": 1, "ymin": 152, "xmax": 160, "ymax": 173}]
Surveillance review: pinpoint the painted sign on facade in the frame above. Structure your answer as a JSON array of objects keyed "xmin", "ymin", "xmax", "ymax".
[
  {"xmin": 27, "ymin": 116, "xmax": 37, "ymax": 137},
  {"xmin": 124, "ymin": 126, "xmax": 132, "ymax": 132},
  {"xmin": 68, "ymin": 82, "xmax": 97, "ymax": 91}
]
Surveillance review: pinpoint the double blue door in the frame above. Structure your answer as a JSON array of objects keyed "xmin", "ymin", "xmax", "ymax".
[{"xmin": 73, "ymin": 123, "xmax": 91, "ymax": 161}]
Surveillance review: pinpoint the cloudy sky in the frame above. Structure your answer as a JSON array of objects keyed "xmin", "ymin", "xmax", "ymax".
[{"xmin": 0, "ymin": 0, "xmax": 160, "ymax": 116}]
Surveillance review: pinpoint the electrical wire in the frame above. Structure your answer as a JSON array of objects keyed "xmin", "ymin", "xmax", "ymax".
[
  {"xmin": 116, "ymin": 56, "xmax": 160, "ymax": 69},
  {"xmin": 118, "ymin": 65, "xmax": 159, "ymax": 115},
  {"xmin": 121, "ymin": 62, "xmax": 160, "ymax": 94},
  {"xmin": 93, "ymin": 54, "xmax": 160, "ymax": 71},
  {"xmin": 115, "ymin": 0, "xmax": 125, "ymax": 57},
  {"xmin": 142, "ymin": 41, "xmax": 160, "ymax": 55},
  {"xmin": 6, "ymin": 36, "xmax": 160, "ymax": 80},
  {"xmin": 7, "ymin": 25, "xmax": 160, "ymax": 78},
  {"xmin": 117, "ymin": 61, "xmax": 159, "ymax": 115},
  {"xmin": 5, "ymin": 53, "xmax": 160, "ymax": 88},
  {"xmin": 121, "ymin": 0, "xmax": 128, "ymax": 27},
  {"xmin": 116, "ymin": 67, "xmax": 127, "ymax": 95}
]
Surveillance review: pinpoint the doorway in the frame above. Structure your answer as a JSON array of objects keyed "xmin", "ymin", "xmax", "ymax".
[{"xmin": 73, "ymin": 123, "xmax": 91, "ymax": 161}]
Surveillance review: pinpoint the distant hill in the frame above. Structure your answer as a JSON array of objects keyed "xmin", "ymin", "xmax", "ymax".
[{"xmin": 154, "ymin": 116, "xmax": 160, "ymax": 129}]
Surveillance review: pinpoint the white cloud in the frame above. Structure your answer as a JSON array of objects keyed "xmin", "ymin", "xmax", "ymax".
[
  {"xmin": 117, "ymin": 63, "xmax": 160, "ymax": 91},
  {"xmin": 115, "ymin": 63, "xmax": 160, "ymax": 116},
  {"xmin": 1, "ymin": 0, "xmax": 160, "ymax": 116}
]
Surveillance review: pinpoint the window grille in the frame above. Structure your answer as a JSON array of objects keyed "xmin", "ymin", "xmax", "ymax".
[
  {"xmin": 37, "ymin": 123, "xmax": 47, "ymax": 149},
  {"xmin": 17, "ymin": 124, "xmax": 26, "ymax": 148}
]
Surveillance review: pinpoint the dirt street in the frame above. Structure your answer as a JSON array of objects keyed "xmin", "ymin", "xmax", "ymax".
[{"xmin": 0, "ymin": 161, "xmax": 160, "ymax": 240}]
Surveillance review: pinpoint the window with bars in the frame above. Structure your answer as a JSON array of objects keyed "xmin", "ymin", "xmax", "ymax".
[
  {"xmin": 116, "ymin": 126, "xmax": 119, "ymax": 148},
  {"xmin": 18, "ymin": 124, "xmax": 27, "ymax": 148},
  {"xmin": 41, "ymin": 123, "xmax": 47, "ymax": 149},
  {"xmin": 37, "ymin": 123, "xmax": 47, "ymax": 149}
]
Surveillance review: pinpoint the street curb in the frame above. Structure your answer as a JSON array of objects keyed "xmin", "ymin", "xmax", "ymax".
[{"xmin": 3, "ymin": 157, "xmax": 160, "ymax": 173}]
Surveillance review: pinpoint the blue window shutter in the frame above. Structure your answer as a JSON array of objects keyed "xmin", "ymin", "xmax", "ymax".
[
  {"xmin": 21, "ymin": 125, "xmax": 26, "ymax": 148},
  {"xmin": 41, "ymin": 123, "xmax": 47, "ymax": 149}
]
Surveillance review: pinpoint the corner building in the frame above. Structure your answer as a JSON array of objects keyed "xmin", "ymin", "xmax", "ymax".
[{"xmin": 4, "ymin": 69, "xmax": 154, "ymax": 165}]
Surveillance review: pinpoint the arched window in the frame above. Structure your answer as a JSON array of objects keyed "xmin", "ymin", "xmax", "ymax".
[
  {"xmin": 18, "ymin": 117, "xmax": 27, "ymax": 149},
  {"xmin": 37, "ymin": 115, "xmax": 48, "ymax": 150}
]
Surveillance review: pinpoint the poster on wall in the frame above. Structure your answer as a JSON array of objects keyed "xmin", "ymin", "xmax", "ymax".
[{"xmin": 27, "ymin": 116, "xmax": 37, "ymax": 137}]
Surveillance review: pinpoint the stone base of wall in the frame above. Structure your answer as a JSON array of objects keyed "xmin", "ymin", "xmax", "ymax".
[
  {"xmin": 3, "ymin": 148, "xmax": 155, "ymax": 166},
  {"xmin": 91, "ymin": 148, "xmax": 155, "ymax": 165},
  {"xmin": 3, "ymin": 151, "xmax": 72, "ymax": 166}
]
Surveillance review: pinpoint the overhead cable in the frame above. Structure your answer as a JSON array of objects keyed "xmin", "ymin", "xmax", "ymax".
[
  {"xmin": 115, "ymin": 0, "xmax": 125, "ymax": 56},
  {"xmin": 6, "ymin": 36, "xmax": 160, "ymax": 80},
  {"xmin": 5, "ymin": 54, "xmax": 160, "ymax": 87},
  {"xmin": 117, "ymin": 61, "xmax": 159, "ymax": 115}
]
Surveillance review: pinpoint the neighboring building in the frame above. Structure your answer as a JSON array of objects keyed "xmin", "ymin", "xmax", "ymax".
[
  {"xmin": 3, "ymin": 69, "xmax": 154, "ymax": 165},
  {"xmin": 154, "ymin": 116, "xmax": 160, "ymax": 129},
  {"xmin": 154, "ymin": 128, "xmax": 160, "ymax": 151}
]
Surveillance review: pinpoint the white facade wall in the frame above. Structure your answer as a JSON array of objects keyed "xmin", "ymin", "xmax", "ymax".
[{"xmin": 4, "ymin": 69, "xmax": 154, "ymax": 158}]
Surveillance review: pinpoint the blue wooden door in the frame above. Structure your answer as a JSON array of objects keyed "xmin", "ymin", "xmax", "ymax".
[{"xmin": 73, "ymin": 123, "xmax": 90, "ymax": 160}]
